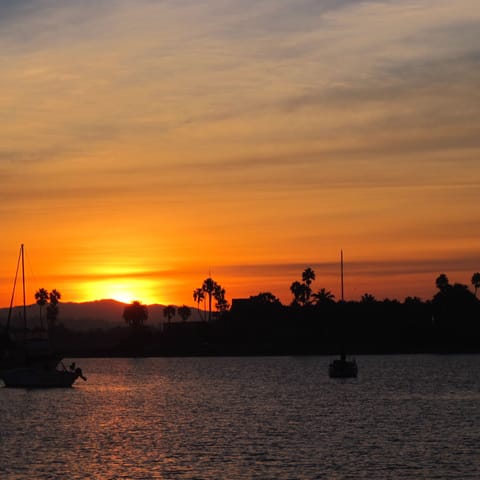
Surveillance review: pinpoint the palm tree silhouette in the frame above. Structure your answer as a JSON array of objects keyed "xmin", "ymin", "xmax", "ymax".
[
  {"xmin": 471, "ymin": 272, "xmax": 480, "ymax": 297},
  {"xmin": 302, "ymin": 267, "xmax": 315, "ymax": 286},
  {"xmin": 193, "ymin": 288, "xmax": 205, "ymax": 321},
  {"xmin": 290, "ymin": 280, "xmax": 309, "ymax": 306},
  {"xmin": 312, "ymin": 288, "xmax": 335, "ymax": 305},
  {"xmin": 34, "ymin": 288, "xmax": 49, "ymax": 330},
  {"xmin": 214, "ymin": 285, "xmax": 229, "ymax": 312},
  {"xmin": 195, "ymin": 277, "xmax": 228, "ymax": 321},
  {"xmin": 123, "ymin": 300, "xmax": 148, "ymax": 329},
  {"xmin": 202, "ymin": 277, "xmax": 217, "ymax": 322},
  {"xmin": 290, "ymin": 267, "xmax": 316, "ymax": 306},
  {"xmin": 177, "ymin": 305, "xmax": 192, "ymax": 322},
  {"xmin": 361, "ymin": 293, "xmax": 376, "ymax": 303},
  {"xmin": 435, "ymin": 274, "xmax": 450, "ymax": 292},
  {"xmin": 163, "ymin": 305, "xmax": 176, "ymax": 323},
  {"xmin": 46, "ymin": 289, "xmax": 62, "ymax": 330}
]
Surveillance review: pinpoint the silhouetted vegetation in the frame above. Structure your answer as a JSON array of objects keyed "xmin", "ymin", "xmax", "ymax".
[
  {"xmin": 34, "ymin": 288, "xmax": 62, "ymax": 331},
  {"xmin": 163, "ymin": 305, "xmax": 176, "ymax": 323},
  {"xmin": 45, "ymin": 270, "xmax": 480, "ymax": 357},
  {"xmin": 193, "ymin": 277, "xmax": 229, "ymax": 322},
  {"xmin": 34, "ymin": 288, "xmax": 49, "ymax": 329},
  {"xmin": 177, "ymin": 305, "xmax": 192, "ymax": 322},
  {"xmin": 472, "ymin": 272, "xmax": 480, "ymax": 297},
  {"xmin": 122, "ymin": 301, "xmax": 148, "ymax": 329},
  {"xmin": 47, "ymin": 289, "xmax": 62, "ymax": 328}
]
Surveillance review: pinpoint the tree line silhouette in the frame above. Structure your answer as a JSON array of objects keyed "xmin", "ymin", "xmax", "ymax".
[
  {"xmin": 47, "ymin": 269, "xmax": 480, "ymax": 357},
  {"xmin": 34, "ymin": 288, "xmax": 61, "ymax": 331}
]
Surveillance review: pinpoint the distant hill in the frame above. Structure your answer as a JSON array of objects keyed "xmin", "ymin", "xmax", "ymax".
[
  {"xmin": 0, "ymin": 299, "xmax": 203, "ymax": 331},
  {"xmin": 58, "ymin": 299, "xmax": 131, "ymax": 329}
]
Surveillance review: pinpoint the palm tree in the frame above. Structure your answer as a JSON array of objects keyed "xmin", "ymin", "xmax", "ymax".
[
  {"xmin": 163, "ymin": 305, "xmax": 176, "ymax": 323},
  {"xmin": 471, "ymin": 272, "xmax": 480, "ymax": 297},
  {"xmin": 46, "ymin": 289, "xmax": 62, "ymax": 330},
  {"xmin": 123, "ymin": 300, "xmax": 148, "ymax": 329},
  {"xmin": 193, "ymin": 288, "xmax": 205, "ymax": 321},
  {"xmin": 312, "ymin": 288, "xmax": 335, "ymax": 305},
  {"xmin": 290, "ymin": 267, "xmax": 316, "ymax": 306},
  {"xmin": 361, "ymin": 293, "xmax": 376, "ymax": 303},
  {"xmin": 435, "ymin": 274, "xmax": 450, "ymax": 292},
  {"xmin": 195, "ymin": 277, "xmax": 228, "ymax": 321},
  {"xmin": 49, "ymin": 289, "xmax": 61, "ymax": 304},
  {"xmin": 34, "ymin": 288, "xmax": 49, "ymax": 330},
  {"xmin": 302, "ymin": 267, "xmax": 316, "ymax": 304},
  {"xmin": 177, "ymin": 305, "xmax": 192, "ymax": 323},
  {"xmin": 214, "ymin": 285, "xmax": 229, "ymax": 313},
  {"xmin": 302, "ymin": 267, "xmax": 316, "ymax": 287},
  {"xmin": 290, "ymin": 280, "xmax": 309, "ymax": 306},
  {"xmin": 202, "ymin": 277, "xmax": 217, "ymax": 322}
]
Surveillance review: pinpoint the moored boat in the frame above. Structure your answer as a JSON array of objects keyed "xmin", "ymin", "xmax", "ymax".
[
  {"xmin": 1, "ymin": 362, "xmax": 86, "ymax": 388},
  {"xmin": 329, "ymin": 353, "xmax": 358, "ymax": 378},
  {"xmin": 328, "ymin": 250, "xmax": 359, "ymax": 379},
  {"xmin": 0, "ymin": 244, "xmax": 86, "ymax": 388}
]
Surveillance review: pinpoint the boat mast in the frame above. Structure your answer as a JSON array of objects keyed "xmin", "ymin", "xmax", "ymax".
[
  {"xmin": 21, "ymin": 244, "xmax": 27, "ymax": 332},
  {"xmin": 340, "ymin": 249, "xmax": 344, "ymax": 302},
  {"xmin": 6, "ymin": 244, "xmax": 23, "ymax": 331}
]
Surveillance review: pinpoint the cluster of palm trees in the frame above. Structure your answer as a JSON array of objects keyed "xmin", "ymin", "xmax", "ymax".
[
  {"xmin": 435, "ymin": 272, "xmax": 480, "ymax": 299},
  {"xmin": 34, "ymin": 288, "xmax": 62, "ymax": 330},
  {"xmin": 162, "ymin": 304, "xmax": 192, "ymax": 323},
  {"xmin": 120, "ymin": 276, "xmax": 229, "ymax": 329},
  {"xmin": 120, "ymin": 279, "xmax": 226, "ymax": 328},
  {"xmin": 122, "ymin": 302, "xmax": 193, "ymax": 328},
  {"xmin": 123, "ymin": 300, "xmax": 149, "ymax": 329},
  {"xmin": 470, "ymin": 272, "xmax": 480, "ymax": 297},
  {"xmin": 290, "ymin": 267, "xmax": 336, "ymax": 306},
  {"xmin": 289, "ymin": 268, "xmax": 480, "ymax": 307},
  {"xmin": 193, "ymin": 277, "xmax": 229, "ymax": 322}
]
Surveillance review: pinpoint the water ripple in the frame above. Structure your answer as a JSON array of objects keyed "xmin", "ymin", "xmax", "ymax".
[{"xmin": 1, "ymin": 355, "xmax": 480, "ymax": 479}]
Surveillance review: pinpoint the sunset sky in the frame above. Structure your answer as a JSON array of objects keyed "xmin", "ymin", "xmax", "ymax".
[{"xmin": 1, "ymin": 0, "xmax": 479, "ymax": 309}]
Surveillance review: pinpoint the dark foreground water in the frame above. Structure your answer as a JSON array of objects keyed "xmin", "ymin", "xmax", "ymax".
[{"xmin": 1, "ymin": 355, "xmax": 479, "ymax": 479}]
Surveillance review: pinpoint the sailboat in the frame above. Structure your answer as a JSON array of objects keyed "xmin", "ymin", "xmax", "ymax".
[
  {"xmin": 328, "ymin": 250, "xmax": 358, "ymax": 378},
  {"xmin": 0, "ymin": 244, "xmax": 86, "ymax": 388}
]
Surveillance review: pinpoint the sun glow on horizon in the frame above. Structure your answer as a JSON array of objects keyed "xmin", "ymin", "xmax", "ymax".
[
  {"xmin": 109, "ymin": 292, "xmax": 138, "ymax": 305},
  {"xmin": 77, "ymin": 278, "xmax": 165, "ymax": 306}
]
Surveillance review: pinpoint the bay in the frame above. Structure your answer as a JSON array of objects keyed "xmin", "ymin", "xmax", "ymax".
[{"xmin": 1, "ymin": 355, "xmax": 479, "ymax": 479}]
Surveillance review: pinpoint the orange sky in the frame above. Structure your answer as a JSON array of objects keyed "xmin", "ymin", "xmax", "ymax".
[{"xmin": 1, "ymin": 0, "xmax": 479, "ymax": 309}]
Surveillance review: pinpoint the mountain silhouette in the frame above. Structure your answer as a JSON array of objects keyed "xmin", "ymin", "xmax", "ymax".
[{"xmin": 0, "ymin": 299, "xmax": 203, "ymax": 331}]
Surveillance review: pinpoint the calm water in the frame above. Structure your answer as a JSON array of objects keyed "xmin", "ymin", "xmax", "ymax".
[{"xmin": 1, "ymin": 355, "xmax": 479, "ymax": 479}]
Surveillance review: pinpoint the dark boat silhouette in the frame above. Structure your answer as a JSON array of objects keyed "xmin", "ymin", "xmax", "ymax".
[
  {"xmin": 329, "ymin": 352, "xmax": 358, "ymax": 378},
  {"xmin": 0, "ymin": 245, "xmax": 86, "ymax": 388},
  {"xmin": 328, "ymin": 250, "xmax": 358, "ymax": 379}
]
